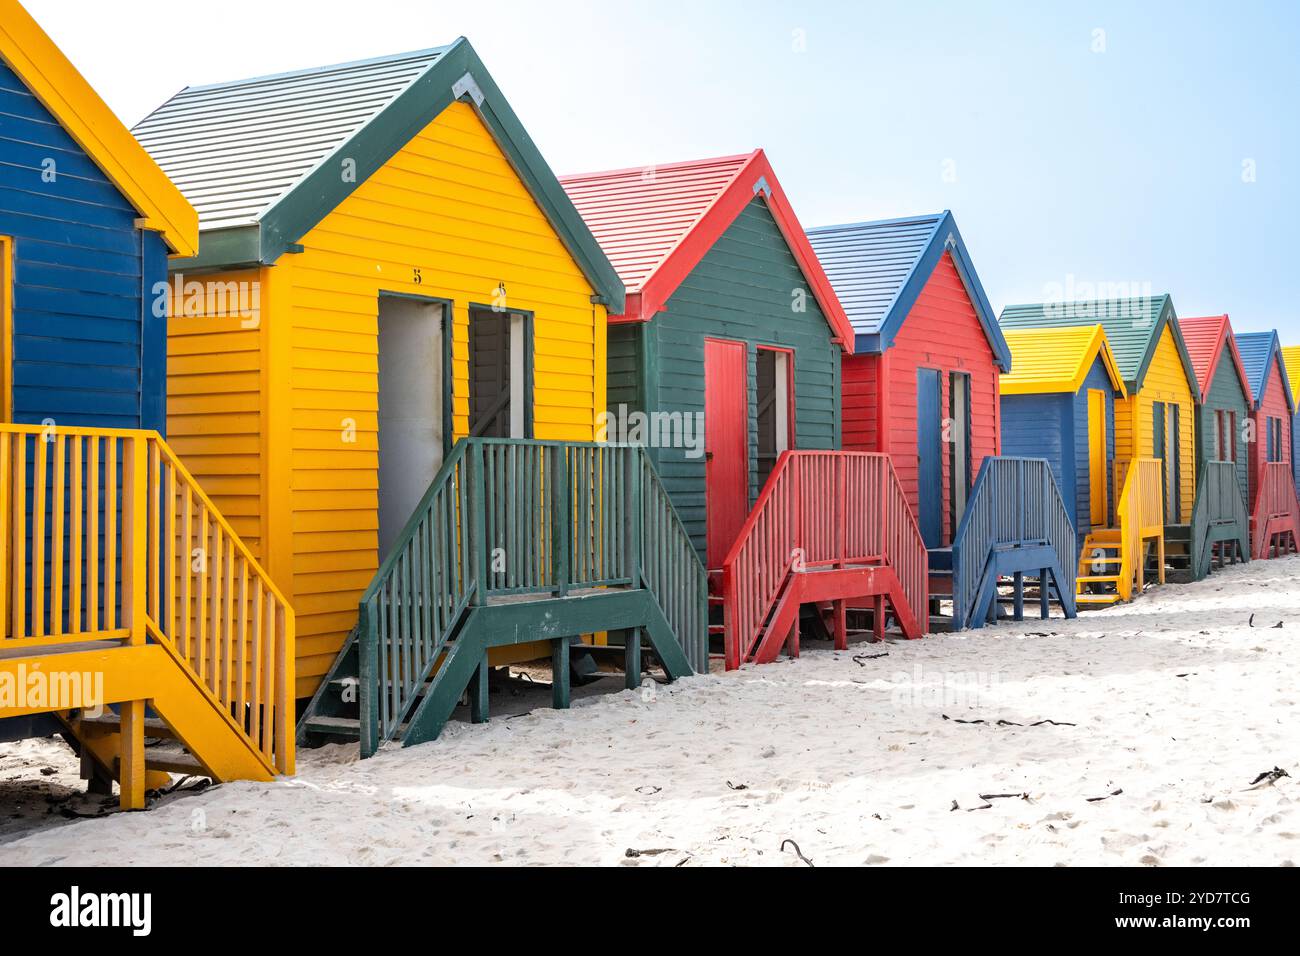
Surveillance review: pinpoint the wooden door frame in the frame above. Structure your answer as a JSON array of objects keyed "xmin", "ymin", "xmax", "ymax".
[
  {"xmin": 0, "ymin": 235, "xmax": 12, "ymax": 422},
  {"xmin": 378, "ymin": 291, "xmax": 454, "ymax": 460},
  {"xmin": 948, "ymin": 370, "xmax": 972, "ymax": 535},
  {"xmin": 467, "ymin": 303, "xmax": 535, "ymax": 439},
  {"xmin": 1087, "ymin": 388, "xmax": 1108, "ymax": 527},
  {"xmin": 703, "ymin": 336, "xmax": 749, "ymax": 567}
]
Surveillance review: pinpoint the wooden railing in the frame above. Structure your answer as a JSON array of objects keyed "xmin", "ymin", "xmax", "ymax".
[
  {"xmin": 0, "ymin": 424, "xmax": 295, "ymax": 774},
  {"xmin": 1189, "ymin": 460, "xmax": 1249, "ymax": 579},
  {"xmin": 949, "ymin": 457, "xmax": 1077, "ymax": 630},
  {"xmin": 357, "ymin": 438, "xmax": 707, "ymax": 754},
  {"xmin": 1251, "ymin": 460, "xmax": 1300, "ymax": 559},
  {"xmin": 720, "ymin": 451, "xmax": 927, "ymax": 670},
  {"xmin": 1115, "ymin": 458, "xmax": 1165, "ymax": 600}
]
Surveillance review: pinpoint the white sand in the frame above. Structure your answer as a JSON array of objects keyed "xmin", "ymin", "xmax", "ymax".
[{"xmin": 2, "ymin": 555, "xmax": 1297, "ymax": 866}]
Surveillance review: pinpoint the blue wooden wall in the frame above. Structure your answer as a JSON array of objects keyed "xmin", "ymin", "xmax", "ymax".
[
  {"xmin": 0, "ymin": 59, "xmax": 166, "ymax": 432},
  {"xmin": 1000, "ymin": 354, "xmax": 1117, "ymax": 546}
]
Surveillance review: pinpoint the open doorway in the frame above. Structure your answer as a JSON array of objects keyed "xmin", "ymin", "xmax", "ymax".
[
  {"xmin": 756, "ymin": 347, "xmax": 793, "ymax": 489},
  {"xmin": 949, "ymin": 371, "xmax": 972, "ymax": 532},
  {"xmin": 468, "ymin": 306, "xmax": 531, "ymax": 438},
  {"xmin": 377, "ymin": 294, "xmax": 450, "ymax": 559}
]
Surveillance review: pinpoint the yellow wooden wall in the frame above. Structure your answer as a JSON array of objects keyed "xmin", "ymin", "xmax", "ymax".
[
  {"xmin": 1113, "ymin": 324, "xmax": 1196, "ymax": 523},
  {"xmin": 166, "ymin": 268, "xmax": 266, "ymax": 554},
  {"xmin": 276, "ymin": 102, "xmax": 605, "ymax": 693}
]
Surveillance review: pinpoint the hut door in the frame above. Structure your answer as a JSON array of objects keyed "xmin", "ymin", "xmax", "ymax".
[
  {"xmin": 916, "ymin": 368, "xmax": 943, "ymax": 548},
  {"xmin": 1152, "ymin": 401, "xmax": 1170, "ymax": 522},
  {"xmin": 704, "ymin": 338, "xmax": 749, "ymax": 568},
  {"xmin": 1087, "ymin": 390, "xmax": 1108, "ymax": 526},
  {"xmin": 377, "ymin": 295, "xmax": 448, "ymax": 558},
  {"xmin": 1169, "ymin": 404, "xmax": 1181, "ymax": 520}
]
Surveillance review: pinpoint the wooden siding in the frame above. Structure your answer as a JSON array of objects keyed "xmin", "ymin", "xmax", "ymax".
[
  {"xmin": 1070, "ymin": 357, "xmax": 1117, "ymax": 536},
  {"xmin": 847, "ymin": 252, "xmax": 1000, "ymax": 544},
  {"xmin": 1247, "ymin": 353, "xmax": 1293, "ymax": 501},
  {"xmin": 0, "ymin": 58, "xmax": 165, "ymax": 430},
  {"xmin": 1194, "ymin": 350, "xmax": 1250, "ymax": 503},
  {"xmin": 1114, "ymin": 324, "xmax": 1196, "ymax": 522},
  {"xmin": 607, "ymin": 198, "xmax": 839, "ymax": 562},
  {"xmin": 166, "ymin": 268, "xmax": 265, "ymax": 553}
]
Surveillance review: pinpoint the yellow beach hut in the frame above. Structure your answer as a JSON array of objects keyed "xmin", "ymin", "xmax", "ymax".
[
  {"xmin": 132, "ymin": 44, "xmax": 700, "ymax": 725},
  {"xmin": 1000, "ymin": 295, "xmax": 1201, "ymax": 602}
]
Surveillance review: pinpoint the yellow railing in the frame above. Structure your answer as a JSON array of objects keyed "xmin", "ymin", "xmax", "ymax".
[
  {"xmin": 0, "ymin": 424, "xmax": 294, "ymax": 774},
  {"xmin": 1114, "ymin": 457, "xmax": 1165, "ymax": 600}
]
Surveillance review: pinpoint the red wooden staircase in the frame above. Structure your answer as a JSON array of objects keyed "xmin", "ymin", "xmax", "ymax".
[
  {"xmin": 720, "ymin": 451, "xmax": 927, "ymax": 669},
  {"xmin": 1250, "ymin": 461, "xmax": 1300, "ymax": 558}
]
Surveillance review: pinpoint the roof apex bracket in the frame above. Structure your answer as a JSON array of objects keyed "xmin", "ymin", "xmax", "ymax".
[
  {"xmin": 452, "ymin": 72, "xmax": 485, "ymax": 107},
  {"xmin": 753, "ymin": 176, "xmax": 772, "ymax": 198}
]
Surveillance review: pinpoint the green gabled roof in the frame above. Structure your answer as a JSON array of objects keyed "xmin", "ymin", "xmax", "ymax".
[
  {"xmin": 999, "ymin": 293, "xmax": 1200, "ymax": 400},
  {"xmin": 134, "ymin": 39, "xmax": 624, "ymax": 312}
]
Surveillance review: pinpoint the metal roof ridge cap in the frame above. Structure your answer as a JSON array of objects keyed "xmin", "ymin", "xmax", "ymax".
[{"xmin": 176, "ymin": 45, "xmax": 455, "ymax": 95}]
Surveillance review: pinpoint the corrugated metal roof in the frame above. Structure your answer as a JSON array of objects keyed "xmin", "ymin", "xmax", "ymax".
[
  {"xmin": 1000, "ymin": 324, "xmax": 1124, "ymax": 395},
  {"xmin": 132, "ymin": 48, "xmax": 448, "ymax": 230},
  {"xmin": 1234, "ymin": 330, "xmax": 1282, "ymax": 407},
  {"xmin": 1281, "ymin": 345, "xmax": 1300, "ymax": 406},
  {"xmin": 999, "ymin": 295, "xmax": 1174, "ymax": 389},
  {"xmin": 559, "ymin": 155, "xmax": 751, "ymax": 293},
  {"xmin": 1179, "ymin": 314, "xmax": 1231, "ymax": 398},
  {"xmin": 804, "ymin": 214, "xmax": 943, "ymax": 336}
]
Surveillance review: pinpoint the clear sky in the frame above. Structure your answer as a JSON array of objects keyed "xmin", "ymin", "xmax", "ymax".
[{"xmin": 26, "ymin": 0, "xmax": 1300, "ymax": 337}]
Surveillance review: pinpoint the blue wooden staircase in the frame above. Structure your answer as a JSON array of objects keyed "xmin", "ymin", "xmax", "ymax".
[
  {"xmin": 297, "ymin": 439, "xmax": 707, "ymax": 757},
  {"xmin": 930, "ymin": 457, "xmax": 1078, "ymax": 630}
]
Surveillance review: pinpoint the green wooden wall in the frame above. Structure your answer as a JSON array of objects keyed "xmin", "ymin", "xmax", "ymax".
[
  {"xmin": 606, "ymin": 198, "xmax": 841, "ymax": 563},
  {"xmin": 1195, "ymin": 355, "xmax": 1251, "ymax": 502}
]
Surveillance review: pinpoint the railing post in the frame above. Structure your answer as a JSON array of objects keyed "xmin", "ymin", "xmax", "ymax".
[
  {"xmin": 467, "ymin": 440, "xmax": 487, "ymax": 606},
  {"xmin": 552, "ymin": 445, "xmax": 571, "ymax": 597},
  {"xmin": 628, "ymin": 449, "xmax": 642, "ymax": 587},
  {"xmin": 121, "ymin": 435, "xmax": 149, "ymax": 645},
  {"xmin": 358, "ymin": 601, "xmax": 380, "ymax": 758}
]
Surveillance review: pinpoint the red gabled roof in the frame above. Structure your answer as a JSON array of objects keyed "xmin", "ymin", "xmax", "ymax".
[
  {"xmin": 560, "ymin": 150, "xmax": 853, "ymax": 350},
  {"xmin": 1180, "ymin": 314, "xmax": 1253, "ymax": 404}
]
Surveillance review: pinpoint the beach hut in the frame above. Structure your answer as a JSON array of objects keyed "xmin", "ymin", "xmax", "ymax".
[
  {"xmin": 808, "ymin": 214, "xmax": 1076, "ymax": 630},
  {"xmin": 0, "ymin": 0, "xmax": 292, "ymax": 807},
  {"xmin": 136, "ymin": 44, "xmax": 710, "ymax": 755},
  {"xmin": 1178, "ymin": 315, "xmax": 1251, "ymax": 575},
  {"xmin": 1282, "ymin": 345, "xmax": 1300, "ymax": 495},
  {"xmin": 1234, "ymin": 331, "xmax": 1299, "ymax": 557},
  {"xmin": 1000, "ymin": 295, "xmax": 1199, "ymax": 602},
  {"xmin": 561, "ymin": 154, "xmax": 930, "ymax": 668},
  {"xmin": 999, "ymin": 325, "xmax": 1126, "ymax": 551}
]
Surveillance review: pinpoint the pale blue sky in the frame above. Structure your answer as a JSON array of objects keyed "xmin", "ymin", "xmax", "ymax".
[{"xmin": 29, "ymin": 0, "xmax": 1300, "ymax": 337}]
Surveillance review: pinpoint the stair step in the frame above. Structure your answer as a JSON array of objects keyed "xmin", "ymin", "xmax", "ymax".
[
  {"xmin": 1076, "ymin": 593, "xmax": 1121, "ymax": 605},
  {"xmin": 1079, "ymin": 556, "xmax": 1122, "ymax": 564},
  {"xmin": 77, "ymin": 713, "xmax": 178, "ymax": 740},
  {"xmin": 303, "ymin": 716, "xmax": 362, "ymax": 739},
  {"xmin": 144, "ymin": 751, "xmax": 206, "ymax": 775},
  {"xmin": 1076, "ymin": 575, "xmax": 1120, "ymax": 584}
]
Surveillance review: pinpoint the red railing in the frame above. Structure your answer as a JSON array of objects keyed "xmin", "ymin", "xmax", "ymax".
[
  {"xmin": 1251, "ymin": 461, "xmax": 1300, "ymax": 558},
  {"xmin": 720, "ymin": 451, "xmax": 927, "ymax": 669}
]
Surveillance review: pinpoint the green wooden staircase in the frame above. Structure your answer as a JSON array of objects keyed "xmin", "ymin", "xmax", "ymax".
[{"xmin": 297, "ymin": 439, "xmax": 707, "ymax": 757}]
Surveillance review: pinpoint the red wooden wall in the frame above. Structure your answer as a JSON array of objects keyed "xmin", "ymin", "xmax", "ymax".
[
  {"xmin": 841, "ymin": 252, "xmax": 1001, "ymax": 545},
  {"xmin": 1248, "ymin": 353, "xmax": 1293, "ymax": 497}
]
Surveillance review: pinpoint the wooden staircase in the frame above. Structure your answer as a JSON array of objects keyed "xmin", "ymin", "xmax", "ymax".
[
  {"xmin": 934, "ymin": 457, "xmax": 1078, "ymax": 630},
  {"xmin": 1074, "ymin": 458, "xmax": 1164, "ymax": 608},
  {"xmin": 720, "ymin": 451, "xmax": 927, "ymax": 670},
  {"xmin": 298, "ymin": 439, "xmax": 706, "ymax": 757},
  {"xmin": 0, "ymin": 425, "xmax": 295, "ymax": 809},
  {"xmin": 1250, "ymin": 461, "xmax": 1300, "ymax": 559}
]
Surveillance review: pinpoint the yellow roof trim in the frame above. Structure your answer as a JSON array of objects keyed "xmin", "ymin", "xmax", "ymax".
[
  {"xmin": 0, "ymin": 1, "xmax": 198, "ymax": 257},
  {"xmin": 1281, "ymin": 345, "xmax": 1300, "ymax": 406},
  {"xmin": 1000, "ymin": 324, "xmax": 1127, "ymax": 398}
]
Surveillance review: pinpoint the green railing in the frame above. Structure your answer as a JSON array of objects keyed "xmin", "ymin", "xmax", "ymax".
[
  {"xmin": 357, "ymin": 438, "xmax": 707, "ymax": 753},
  {"xmin": 1189, "ymin": 460, "xmax": 1250, "ymax": 580}
]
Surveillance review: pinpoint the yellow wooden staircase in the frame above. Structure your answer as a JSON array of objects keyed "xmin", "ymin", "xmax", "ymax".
[
  {"xmin": 1075, "ymin": 458, "xmax": 1165, "ymax": 607},
  {"xmin": 0, "ymin": 425, "xmax": 294, "ymax": 809}
]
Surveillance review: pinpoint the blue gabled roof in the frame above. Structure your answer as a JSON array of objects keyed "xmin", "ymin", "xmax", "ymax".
[
  {"xmin": 1234, "ymin": 330, "xmax": 1295, "ymax": 413},
  {"xmin": 805, "ymin": 211, "xmax": 1011, "ymax": 370}
]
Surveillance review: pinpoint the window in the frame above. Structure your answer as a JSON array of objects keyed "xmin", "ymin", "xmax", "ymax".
[
  {"xmin": 755, "ymin": 347, "xmax": 794, "ymax": 489},
  {"xmin": 1267, "ymin": 416, "xmax": 1284, "ymax": 463},
  {"xmin": 467, "ymin": 307, "xmax": 531, "ymax": 438},
  {"xmin": 1215, "ymin": 409, "xmax": 1238, "ymax": 463}
]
